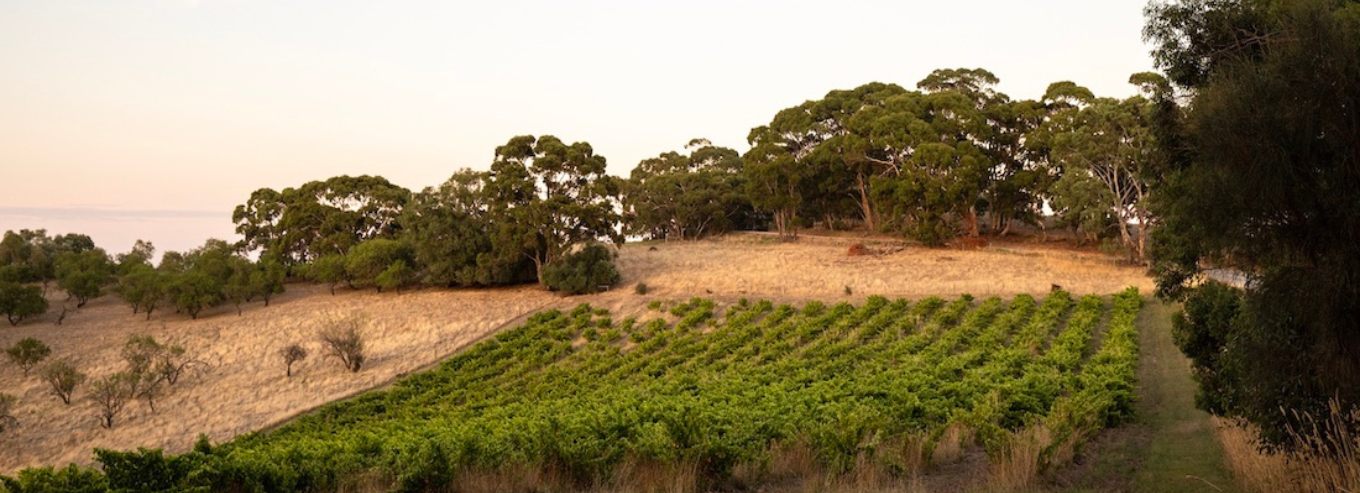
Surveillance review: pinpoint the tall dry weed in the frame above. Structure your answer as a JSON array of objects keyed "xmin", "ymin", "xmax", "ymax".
[
  {"xmin": 1216, "ymin": 400, "xmax": 1360, "ymax": 493},
  {"xmin": 986, "ymin": 425, "xmax": 1051, "ymax": 493}
]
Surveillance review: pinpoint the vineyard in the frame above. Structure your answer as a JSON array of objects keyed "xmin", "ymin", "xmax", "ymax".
[{"xmin": 3, "ymin": 288, "xmax": 1143, "ymax": 492}]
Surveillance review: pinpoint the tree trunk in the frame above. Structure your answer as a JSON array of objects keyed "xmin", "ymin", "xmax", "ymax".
[{"xmin": 856, "ymin": 173, "xmax": 875, "ymax": 231}]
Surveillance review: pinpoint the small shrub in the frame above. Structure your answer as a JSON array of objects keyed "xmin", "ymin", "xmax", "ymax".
[
  {"xmin": 844, "ymin": 285, "xmax": 853, "ymax": 296},
  {"xmin": 40, "ymin": 360, "xmax": 86, "ymax": 405},
  {"xmin": 7, "ymin": 337, "xmax": 51, "ymax": 376},
  {"xmin": 635, "ymin": 283, "xmax": 649, "ymax": 295},
  {"xmin": 279, "ymin": 343, "xmax": 308, "ymax": 377},
  {"xmin": 319, "ymin": 314, "xmax": 366, "ymax": 373},
  {"xmin": 89, "ymin": 373, "xmax": 134, "ymax": 428},
  {"xmin": 647, "ymin": 300, "xmax": 663, "ymax": 311},
  {"xmin": 0, "ymin": 392, "xmax": 17, "ymax": 432},
  {"xmin": 542, "ymin": 243, "xmax": 621, "ymax": 295}
]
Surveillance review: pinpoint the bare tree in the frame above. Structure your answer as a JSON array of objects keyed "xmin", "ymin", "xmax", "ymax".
[
  {"xmin": 318, "ymin": 314, "xmax": 366, "ymax": 373},
  {"xmin": 279, "ymin": 343, "xmax": 308, "ymax": 377},
  {"xmin": 40, "ymin": 360, "xmax": 86, "ymax": 405},
  {"xmin": 89, "ymin": 373, "xmax": 134, "ymax": 428}
]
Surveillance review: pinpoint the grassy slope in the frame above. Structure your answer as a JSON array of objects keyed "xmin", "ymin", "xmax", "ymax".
[{"xmin": 1051, "ymin": 299, "xmax": 1235, "ymax": 492}]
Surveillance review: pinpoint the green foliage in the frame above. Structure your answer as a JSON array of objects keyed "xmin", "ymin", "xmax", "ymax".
[
  {"xmin": 39, "ymin": 360, "xmax": 85, "ymax": 405},
  {"xmin": 168, "ymin": 270, "xmax": 223, "ymax": 320},
  {"xmin": 6, "ymin": 337, "xmax": 51, "ymax": 376},
  {"xmin": 95, "ymin": 447, "xmax": 215, "ymax": 493},
  {"xmin": 55, "ymin": 249, "xmax": 114, "ymax": 307},
  {"xmin": 0, "ymin": 464, "xmax": 108, "ymax": 493},
  {"xmin": 306, "ymin": 254, "xmax": 348, "ymax": 295},
  {"xmin": 399, "ymin": 169, "xmax": 524, "ymax": 287},
  {"xmin": 0, "ymin": 281, "xmax": 47, "ymax": 326},
  {"xmin": 483, "ymin": 135, "xmax": 624, "ymax": 285},
  {"xmin": 232, "ymin": 175, "xmax": 411, "ymax": 263},
  {"xmin": 344, "ymin": 239, "xmax": 414, "ymax": 292},
  {"xmin": 0, "ymin": 229, "xmax": 87, "ymax": 289},
  {"xmin": 47, "ymin": 290, "xmax": 1133, "ymax": 490},
  {"xmin": 374, "ymin": 259, "xmax": 413, "ymax": 293},
  {"xmin": 1147, "ymin": 0, "xmax": 1360, "ymax": 449},
  {"xmin": 250, "ymin": 256, "xmax": 287, "ymax": 306},
  {"xmin": 115, "ymin": 264, "xmax": 164, "ymax": 320},
  {"xmin": 542, "ymin": 244, "xmax": 620, "ymax": 295},
  {"xmin": 625, "ymin": 140, "xmax": 758, "ymax": 240}
]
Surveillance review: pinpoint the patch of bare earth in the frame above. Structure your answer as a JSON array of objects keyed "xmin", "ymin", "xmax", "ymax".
[{"xmin": 0, "ymin": 232, "xmax": 1151, "ymax": 475}]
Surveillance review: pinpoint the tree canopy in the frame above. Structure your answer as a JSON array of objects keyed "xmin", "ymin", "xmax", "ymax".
[{"xmin": 1147, "ymin": 0, "xmax": 1360, "ymax": 448}]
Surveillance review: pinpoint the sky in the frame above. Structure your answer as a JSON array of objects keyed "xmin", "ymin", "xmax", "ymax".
[{"xmin": 0, "ymin": 0, "xmax": 1156, "ymax": 256}]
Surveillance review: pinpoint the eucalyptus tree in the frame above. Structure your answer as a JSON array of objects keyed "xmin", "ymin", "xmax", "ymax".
[
  {"xmin": 233, "ymin": 175, "xmax": 411, "ymax": 263},
  {"xmin": 1039, "ymin": 83, "xmax": 1158, "ymax": 261},
  {"xmin": 483, "ymin": 135, "xmax": 623, "ymax": 285},
  {"xmin": 625, "ymin": 139, "xmax": 756, "ymax": 240}
]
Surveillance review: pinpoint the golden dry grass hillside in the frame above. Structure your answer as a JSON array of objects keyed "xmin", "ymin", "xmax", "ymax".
[{"xmin": 0, "ymin": 234, "xmax": 1152, "ymax": 474}]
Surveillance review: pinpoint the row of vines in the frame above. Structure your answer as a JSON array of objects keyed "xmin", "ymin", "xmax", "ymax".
[{"xmin": 1, "ymin": 288, "xmax": 1143, "ymax": 493}]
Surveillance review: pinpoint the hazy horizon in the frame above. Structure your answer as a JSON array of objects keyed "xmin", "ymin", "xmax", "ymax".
[{"xmin": 0, "ymin": 0, "xmax": 1156, "ymax": 257}]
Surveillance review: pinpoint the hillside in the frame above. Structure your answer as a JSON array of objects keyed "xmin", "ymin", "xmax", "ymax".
[{"xmin": 0, "ymin": 234, "xmax": 1153, "ymax": 475}]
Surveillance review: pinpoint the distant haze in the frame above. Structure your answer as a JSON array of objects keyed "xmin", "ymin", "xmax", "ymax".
[{"xmin": 0, "ymin": 0, "xmax": 1154, "ymax": 256}]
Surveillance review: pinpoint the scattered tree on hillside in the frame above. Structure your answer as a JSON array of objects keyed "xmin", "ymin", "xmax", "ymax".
[
  {"xmin": 55, "ymin": 249, "xmax": 114, "ymax": 307},
  {"xmin": 41, "ymin": 360, "xmax": 86, "ymax": 405},
  {"xmin": 251, "ymin": 255, "xmax": 287, "ymax": 306},
  {"xmin": 89, "ymin": 373, "xmax": 134, "ymax": 428},
  {"xmin": 0, "ymin": 281, "xmax": 48, "ymax": 326},
  {"xmin": 116, "ymin": 263, "xmax": 165, "ymax": 319},
  {"xmin": 6, "ymin": 337, "xmax": 51, "ymax": 376},
  {"xmin": 279, "ymin": 343, "xmax": 308, "ymax": 377},
  {"xmin": 319, "ymin": 314, "xmax": 366, "ymax": 373},
  {"xmin": 0, "ymin": 230, "xmax": 96, "ymax": 295}
]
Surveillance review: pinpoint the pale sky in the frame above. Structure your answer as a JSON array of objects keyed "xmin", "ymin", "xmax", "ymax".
[{"xmin": 0, "ymin": 0, "xmax": 1154, "ymax": 256}]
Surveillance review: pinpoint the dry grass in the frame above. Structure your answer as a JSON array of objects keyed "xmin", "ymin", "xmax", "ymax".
[
  {"xmin": 986, "ymin": 425, "xmax": 1052, "ymax": 493},
  {"xmin": 0, "ymin": 234, "xmax": 1149, "ymax": 476},
  {"xmin": 1215, "ymin": 403, "xmax": 1360, "ymax": 493},
  {"xmin": 932, "ymin": 423, "xmax": 974, "ymax": 466}
]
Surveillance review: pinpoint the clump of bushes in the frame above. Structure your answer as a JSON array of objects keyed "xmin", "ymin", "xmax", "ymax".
[{"xmin": 542, "ymin": 244, "xmax": 620, "ymax": 295}]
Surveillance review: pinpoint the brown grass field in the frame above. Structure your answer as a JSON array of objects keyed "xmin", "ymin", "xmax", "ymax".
[{"xmin": 0, "ymin": 233, "xmax": 1154, "ymax": 475}]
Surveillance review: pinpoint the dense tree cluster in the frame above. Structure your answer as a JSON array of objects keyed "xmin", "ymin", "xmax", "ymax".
[
  {"xmin": 740, "ymin": 70, "xmax": 1161, "ymax": 257},
  {"xmin": 1148, "ymin": 0, "xmax": 1360, "ymax": 449},
  {"xmin": 260, "ymin": 135, "xmax": 625, "ymax": 293},
  {"xmin": 623, "ymin": 139, "xmax": 759, "ymax": 240}
]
